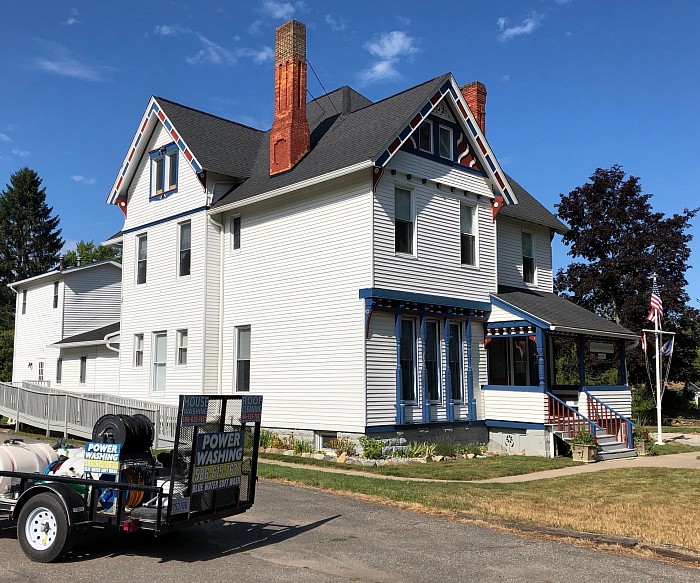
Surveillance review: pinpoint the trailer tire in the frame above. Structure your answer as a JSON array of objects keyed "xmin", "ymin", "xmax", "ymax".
[{"xmin": 17, "ymin": 492, "xmax": 74, "ymax": 563}]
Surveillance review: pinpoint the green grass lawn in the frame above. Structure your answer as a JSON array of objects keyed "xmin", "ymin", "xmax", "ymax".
[
  {"xmin": 259, "ymin": 463, "xmax": 700, "ymax": 551},
  {"xmin": 652, "ymin": 441, "xmax": 700, "ymax": 455},
  {"xmin": 260, "ymin": 453, "xmax": 581, "ymax": 480},
  {"xmin": 642, "ymin": 425, "xmax": 700, "ymax": 434}
]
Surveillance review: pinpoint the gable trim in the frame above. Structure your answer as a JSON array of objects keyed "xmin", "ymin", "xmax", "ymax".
[
  {"xmin": 107, "ymin": 97, "xmax": 204, "ymax": 205},
  {"xmin": 374, "ymin": 76, "xmax": 517, "ymax": 207}
]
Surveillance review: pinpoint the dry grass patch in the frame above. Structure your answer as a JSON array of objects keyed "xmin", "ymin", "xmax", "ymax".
[{"xmin": 259, "ymin": 464, "xmax": 700, "ymax": 551}]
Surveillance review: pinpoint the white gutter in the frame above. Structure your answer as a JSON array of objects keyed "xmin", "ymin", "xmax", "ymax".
[
  {"xmin": 210, "ymin": 160, "xmax": 373, "ymax": 214},
  {"xmin": 549, "ymin": 325, "xmax": 639, "ymax": 340},
  {"xmin": 54, "ymin": 340, "xmax": 107, "ymax": 349},
  {"xmin": 209, "ymin": 216, "xmax": 226, "ymax": 395},
  {"xmin": 104, "ymin": 331, "xmax": 120, "ymax": 353}
]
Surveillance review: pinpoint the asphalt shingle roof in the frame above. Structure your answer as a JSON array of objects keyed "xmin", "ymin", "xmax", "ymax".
[
  {"xmin": 500, "ymin": 174, "xmax": 568, "ymax": 234},
  {"xmin": 495, "ymin": 286, "xmax": 636, "ymax": 338},
  {"xmin": 55, "ymin": 322, "xmax": 120, "ymax": 345}
]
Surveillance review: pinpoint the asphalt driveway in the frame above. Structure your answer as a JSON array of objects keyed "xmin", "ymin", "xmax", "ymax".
[{"xmin": 0, "ymin": 481, "xmax": 697, "ymax": 582}]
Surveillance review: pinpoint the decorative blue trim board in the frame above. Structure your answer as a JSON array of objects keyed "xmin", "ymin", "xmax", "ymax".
[
  {"xmin": 482, "ymin": 384, "xmax": 545, "ymax": 393},
  {"xmin": 582, "ymin": 385, "xmax": 630, "ymax": 392},
  {"xmin": 484, "ymin": 420, "xmax": 546, "ymax": 430},
  {"xmin": 122, "ymin": 206, "xmax": 209, "ymax": 235},
  {"xmin": 360, "ymin": 288, "xmax": 491, "ymax": 313}
]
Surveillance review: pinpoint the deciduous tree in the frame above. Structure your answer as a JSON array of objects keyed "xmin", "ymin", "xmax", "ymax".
[{"xmin": 63, "ymin": 240, "xmax": 121, "ymax": 267}]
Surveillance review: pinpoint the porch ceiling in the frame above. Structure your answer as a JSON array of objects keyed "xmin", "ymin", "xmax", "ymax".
[{"xmin": 491, "ymin": 287, "xmax": 638, "ymax": 340}]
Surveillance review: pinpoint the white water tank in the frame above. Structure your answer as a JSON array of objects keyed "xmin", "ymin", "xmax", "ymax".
[{"xmin": 0, "ymin": 443, "xmax": 58, "ymax": 494}]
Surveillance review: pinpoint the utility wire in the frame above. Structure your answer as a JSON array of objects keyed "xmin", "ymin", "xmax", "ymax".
[{"xmin": 307, "ymin": 59, "xmax": 339, "ymax": 115}]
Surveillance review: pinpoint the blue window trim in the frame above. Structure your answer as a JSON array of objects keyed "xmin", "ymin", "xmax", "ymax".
[{"xmin": 149, "ymin": 142, "xmax": 179, "ymax": 201}]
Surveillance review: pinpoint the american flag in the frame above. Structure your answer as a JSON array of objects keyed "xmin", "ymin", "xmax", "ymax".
[{"xmin": 646, "ymin": 281, "xmax": 663, "ymax": 324}]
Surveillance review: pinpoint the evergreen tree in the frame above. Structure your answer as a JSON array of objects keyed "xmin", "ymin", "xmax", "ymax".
[
  {"xmin": 0, "ymin": 167, "xmax": 63, "ymax": 329},
  {"xmin": 63, "ymin": 240, "xmax": 121, "ymax": 267},
  {"xmin": 555, "ymin": 165, "xmax": 698, "ymax": 386}
]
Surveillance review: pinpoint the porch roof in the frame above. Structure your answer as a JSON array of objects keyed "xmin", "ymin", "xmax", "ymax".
[
  {"xmin": 54, "ymin": 322, "xmax": 120, "ymax": 348},
  {"xmin": 491, "ymin": 287, "xmax": 638, "ymax": 340}
]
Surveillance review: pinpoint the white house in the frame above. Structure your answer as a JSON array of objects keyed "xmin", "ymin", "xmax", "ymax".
[
  {"xmin": 12, "ymin": 20, "xmax": 639, "ymax": 456},
  {"xmin": 9, "ymin": 261, "xmax": 121, "ymax": 394}
]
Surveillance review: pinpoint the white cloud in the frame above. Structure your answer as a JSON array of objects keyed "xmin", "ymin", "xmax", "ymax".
[
  {"xmin": 12, "ymin": 149, "xmax": 30, "ymax": 157},
  {"xmin": 248, "ymin": 20, "xmax": 264, "ymax": 35},
  {"xmin": 63, "ymin": 7, "xmax": 81, "ymax": 25},
  {"xmin": 70, "ymin": 175, "xmax": 97, "ymax": 185},
  {"xmin": 364, "ymin": 31, "xmax": 418, "ymax": 60},
  {"xmin": 261, "ymin": 1, "xmax": 295, "ymax": 20},
  {"xmin": 359, "ymin": 60, "xmax": 401, "ymax": 84},
  {"xmin": 359, "ymin": 31, "xmax": 418, "ymax": 85},
  {"xmin": 155, "ymin": 24, "xmax": 272, "ymax": 66},
  {"xmin": 0, "ymin": 134, "xmax": 10, "ymax": 142},
  {"xmin": 396, "ymin": 16, "xmax": 411, "ymax": 26},
  {"xmin": 325, "ymin": 14, "xmax": 346, "ymax": 32},
  {"xmin": 501, "ymin": 74, "xmax": 511, "ymax": 82},
  {"xmin": 497, "ymin": 12, "xmax": 545, "ymax": 42},
  {"xmin": 31, "ymin": 42, "xmax": 112, "ymax": 82}
]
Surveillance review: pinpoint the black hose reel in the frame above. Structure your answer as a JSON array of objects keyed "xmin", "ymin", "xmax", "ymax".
[{"xmin": 92, "ymin": 413, "xmax": 155, "ymax": 454}]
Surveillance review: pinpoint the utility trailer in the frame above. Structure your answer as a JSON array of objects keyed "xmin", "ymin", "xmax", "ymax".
[{"xmin": 0, "ymin": 394, "xmax": 262, "ymax": 562}]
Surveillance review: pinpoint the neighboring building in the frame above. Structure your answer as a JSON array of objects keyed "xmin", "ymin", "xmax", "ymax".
[
  {"xmin": 11, "ymin": 20, "xmax": 638, "ymax": 456},
  {"xmin": 8, "ymin": 261, "xmax": 121, "ymax": 393}
]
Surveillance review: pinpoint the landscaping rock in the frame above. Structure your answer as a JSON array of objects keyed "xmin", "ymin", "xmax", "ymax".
[
  {"xmin": 466, "ymin": 453, "xmax": 476, "ymax": 459},
  {"xmin": 432, "ymin": 455, "xmax": 444, "ymax": 462},
  {"xmin": 337, "ymin": 452, "xmax": 348, "ymax": 464},
  {"xmin": 312, "ymin": 453, "xmax": 326, "ymax": 460},
  {"xmin": 344, "ymin": 459, "xmax": 356, "ymax": 465},
  {"xmin": 301, "ymin": 452, "xmax": 311, "ymax": 458},
  {"xmin": 283, "ymin": 449, "xmax": 295, "ymax": 456},
  {"xmin": 362, "ymin": 460, "xmax": 377, "ymax": 467}
]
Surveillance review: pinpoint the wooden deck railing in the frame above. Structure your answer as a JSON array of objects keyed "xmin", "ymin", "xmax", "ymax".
[
  {"xmin": 584, "ymin": 389, "xmax": 636, "ymax": 448},
  {"xmin": 546, "ymin": 391, "xmax": 602, "ymax": 440}
]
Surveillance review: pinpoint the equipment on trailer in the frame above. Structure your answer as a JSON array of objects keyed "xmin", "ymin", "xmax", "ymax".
[{"xmin": 0, "ymin": 394, "xmax": 262, "ymax": 562}]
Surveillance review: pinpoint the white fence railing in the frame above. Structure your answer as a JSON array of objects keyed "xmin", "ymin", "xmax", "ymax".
[{"xmin": 0, "ymin": 382, "xmax": 178, "ymax": 447}]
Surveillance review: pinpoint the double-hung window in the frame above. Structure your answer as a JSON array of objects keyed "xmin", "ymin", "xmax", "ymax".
[
  {"xmin": 21, "ymin": 290, "xmax": 27, "ymax": 314},
  {"xmin": 179, "ymin": 221, "xmax": 191, "ymax": 277},
  {"xmin": 460, "ymin": 202, "xmax": 477, "ymax": 266},
  {"xmin": 425, "ymin": 321, "xmax": 441, "ymax": 402},
  {"xmin": 134, "ymin": 334, "xmax": 144, "ymax": 367},
  {"xmin": 236, "ymin": 326, "xmax": 251, "ymax": 392},
  {"xmin": 38, "ymin": 360, "xmax": 44, "ymax": 382},
  {"xmin": 53, "ymin": 282, "xmax": 59, "ymax": 309},
  {"xmin": 56, "ymin": 357, "xmax": 62, "ymax": 385},
  {"xmin": 394, "ymin": 187, "xmax": 415, "ymax": 255},
  {"xmin": 522, "ymin": 231, "xmax": 536, "ymax": 284},
  {"xmin": 448, "ymin": 323, "xmax": 462, "ymax": 401},
  {"xmin": 418, "ymin": 120, "xmax": 432, "ymax": 153},
  {"xmin": 137, "ymin": 234, "xmax": 147, "ymax": 285},
  {"xmin": 177, "ymin": 329, "xmax": 188, "ymax": 366},
  {"xmin": 152, "ymin": 332, "xmax": 167, "ymax": 392},
  {"xmin": 79, "ymin": 356, "xmax": 87, "ymax": 384},
  {"xmin": 150, "ymin": 143, "xmax": 178, "ymax": 197},
  {"xmin": 439, "ymin": 125, "xmax": 453, "ymax": 159},
  {"xmin": 399, "ymin": 318, "xmax": 416, "ymax": 401}
]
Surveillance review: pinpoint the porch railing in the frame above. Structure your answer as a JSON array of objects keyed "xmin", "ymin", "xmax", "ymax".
[
  {"xmin": 546, "ymin": 391, "xmax": 602, "ymax": 440},
  {"xmin": 583, "ymin": 389, "xmax": 636, "ymax": 449}
]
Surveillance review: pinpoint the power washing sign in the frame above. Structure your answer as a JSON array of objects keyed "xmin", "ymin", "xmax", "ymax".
[
  {"xmin": 84, "ymin": 442, "xmax": 121, "ymax": 475},
  {"xmin": 191, "ymin": 431, "xmax": 244, "ymax": 494},
  {"xmin": 181, "ymin": 395, "xmax": 209, "ymax": 426},
  {"xmin": 241, "ymin": 395, "xmax": 262, "ymax": 422}
]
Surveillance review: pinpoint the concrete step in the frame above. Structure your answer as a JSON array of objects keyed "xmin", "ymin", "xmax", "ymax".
[{"xmin": 597, "ymin": 448, "xmax": 637, "ymax": 461}]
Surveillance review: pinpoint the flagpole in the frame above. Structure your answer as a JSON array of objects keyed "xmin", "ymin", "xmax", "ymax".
[{"xmin": 653, "ymin": 274, "xmax": 664, "ymax": 446}]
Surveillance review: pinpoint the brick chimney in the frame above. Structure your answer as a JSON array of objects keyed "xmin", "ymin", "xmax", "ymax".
[
  {"xmin": 270, "ymin": 20, "xmax": 310, "ymax": 175},
  {"xmin": 461, "ymin": 82, "xmax": 487, "ymax": 134}
]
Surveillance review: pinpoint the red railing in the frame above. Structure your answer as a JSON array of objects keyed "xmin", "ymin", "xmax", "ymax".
[
  {"xmin": 584, "ymin": 390, "xmax": 635, "ymax": 448},
  {"xmin": 546, "ymin": 392, "xmax": 600, "ymax": 440}
]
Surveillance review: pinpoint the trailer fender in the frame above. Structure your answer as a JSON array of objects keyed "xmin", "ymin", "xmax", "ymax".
[{"xmin": 13, "ymin": 483, "xmax": 89, "ymax": 526}]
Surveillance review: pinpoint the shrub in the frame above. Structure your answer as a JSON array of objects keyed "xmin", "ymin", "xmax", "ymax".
[
  {"xmin": 358, "ymin": 435, "xmax": 383, "ymax": 459},
  {"xmin": 269, "ymin": 432, "xmax": 295, "ymax": 450},
  {"xmin": 433, "ymin": 435, "xmax": 459, "ymax": 457},
  {"xmin": 409, "ymin": 441, "xmax": 437, "ymax": 457},
  {"xmin": 293, "ymin": 438, "xmax": 314, "ymax": 455},
  {"xmin": 457, "ymin": 443, "xmax": 487, "ymax": 456},
  {"xmin": 572, "ymin": 430, "xmax": 597, "ymax": 446},
  {"xmin": 328, "ymin": 437, "xmax": 357, "ymax": 457},
  {"xmin": 259, "ymin": 429, "xmax": 275, "ymax": 449}
]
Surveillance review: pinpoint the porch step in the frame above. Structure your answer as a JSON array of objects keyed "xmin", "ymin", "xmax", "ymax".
[{"xmin": 596, "ymin": 447, "xmax": 637, "ymax": 461}]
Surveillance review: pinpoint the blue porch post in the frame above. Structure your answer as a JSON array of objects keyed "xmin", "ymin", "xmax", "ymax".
[
  {"xmin": 619, "ymin": 342, "xmax": 628, "ymax": 385},
  {"xmin": 394, "ymin": 313, "xmax": 405, "ymax": 425},
  {"xmin": 420, "ymin": 315, "xmax": 430, "ymax": 422},
  {"xmin": 466, "ymin": 319, "xmax": 475, "ymax": 419},
  {"xmin": 536, "ymin": 327, "xmax": 546, "ymax": 391},
  {"xmin": 444, "ymin": 317, "xmax": 454, "ymax": 422}
]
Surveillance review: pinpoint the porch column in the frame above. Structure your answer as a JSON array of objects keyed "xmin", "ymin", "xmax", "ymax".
[
  {"xmin": 394, "ymin": 312, "xmax": 405, "ymax": 425},
  {"xmin": 536, "ymin": 327, "xmax": 546, "ymax": 391},
  {"xmin": 466, "ymin": 319, "xmax": 475, "ymax": 419},
  {"xmin": 577, "ymin": 334, "xmax": 586, "ymax": 389},
  {"xmin": 420, "ymin": 315, "xmax": 430, "ymax": 422},
  {"xmin": 444, "ymin": 317, "xmax": 454, "ymax": 422},
  {"xmin": 619, "ymin": 341, "xmax": 628, "ymax": 385}
]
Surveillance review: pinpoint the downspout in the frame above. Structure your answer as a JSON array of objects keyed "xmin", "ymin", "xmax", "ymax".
[
  {"xmin": 209, "ymin": 216, "xmax": 225, "ymax": 395},
  {"xmin": 104, "ymin": 332, "xmax": 120, "ymax": 353},
  {"xmin": 104, "ymin": 331, "xmax": 121, "ymax": 394}
]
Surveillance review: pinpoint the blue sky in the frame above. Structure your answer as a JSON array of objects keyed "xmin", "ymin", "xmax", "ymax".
[{"xmin": 1, "ymin": 1, "xmax": 698, "ymax": 306}]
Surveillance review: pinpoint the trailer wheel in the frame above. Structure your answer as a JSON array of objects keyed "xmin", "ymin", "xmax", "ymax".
[{"xmin": 17, "ymin": 492, "xmax": 74, "ymax": 563}]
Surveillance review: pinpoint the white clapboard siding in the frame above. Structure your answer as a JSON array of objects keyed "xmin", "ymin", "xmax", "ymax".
[
  {"xmin": 483, "ymin": 389, "xmax": 547, "ymax": 424},
  {"xmin": 63, "ymin": 265, "xmax": 121, "ymax": 337},
  {"xmin": 12, "ymin": 279, "xmax": 64, "ymax": 384},
  {"xmin": 366, "ymin": 312, "xmax": 398, "ymax": 426},
  {"xmin": 496, "ymin": 218, "xmax": 553, "ymax": 292},
  {"xmin": 471, "ymin": 323, "xmax": 487, "ymax": 419},
  {"xmin": 488, "ymin": 304, "xmax": 519, "ymax": 323},
  {"xmin": 374, "ymin": 154, "xmax": 496, "ymax": 302},
  {"xmin": 581, "ymin": 389, "xmax": 632, "ymax": 418},
  {"xmin": 122, "ymin": 124, "xmax": 208, "ymax": 233},
  {"xmin": 220, "ymin": 173, "xmax": 372, "ymax": 432},
  {"xmin": 203, "ymin": 218, "xmax": 221, "ymax": 394},
  {"xmin": 57, "ymin": 347, "xmax": 119, "ymax": 394},
  {"xmin": 118, "ymin": 209, "xmax": 208, "ymax": 405}
]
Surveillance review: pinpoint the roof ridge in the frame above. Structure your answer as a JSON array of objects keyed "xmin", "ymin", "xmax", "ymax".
[
  {"xmin": 154, "ymin": 96, "xmax": 265, "ymax": 133},
  {"xmin": 346, "ymin": 73, "xmax": 451, "ymax": 115}
]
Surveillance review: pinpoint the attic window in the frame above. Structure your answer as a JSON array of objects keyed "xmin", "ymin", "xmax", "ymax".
[
  {"xmin": 439, "ymin": 125, "xmax": 453, "ymax": 159},
  {"xmin": 418, "ymin": 120, "xmax": 432, "ymax": 153},
  {"xmin": 149, "ymin": 142, "xmax": 179, "ymax": 198}
]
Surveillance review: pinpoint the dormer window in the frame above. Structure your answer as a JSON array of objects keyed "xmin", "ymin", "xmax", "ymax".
[
  {"xmin": 418, "ymin": 120, "xmax": 432, "ymax": 153},
  {"xmin": 439, "ymin": 125, "xmax": 453, "ymax": 159},
  {"xmin": 149, "ymin": 143, "xmax": 178, "ymax": 198}
]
